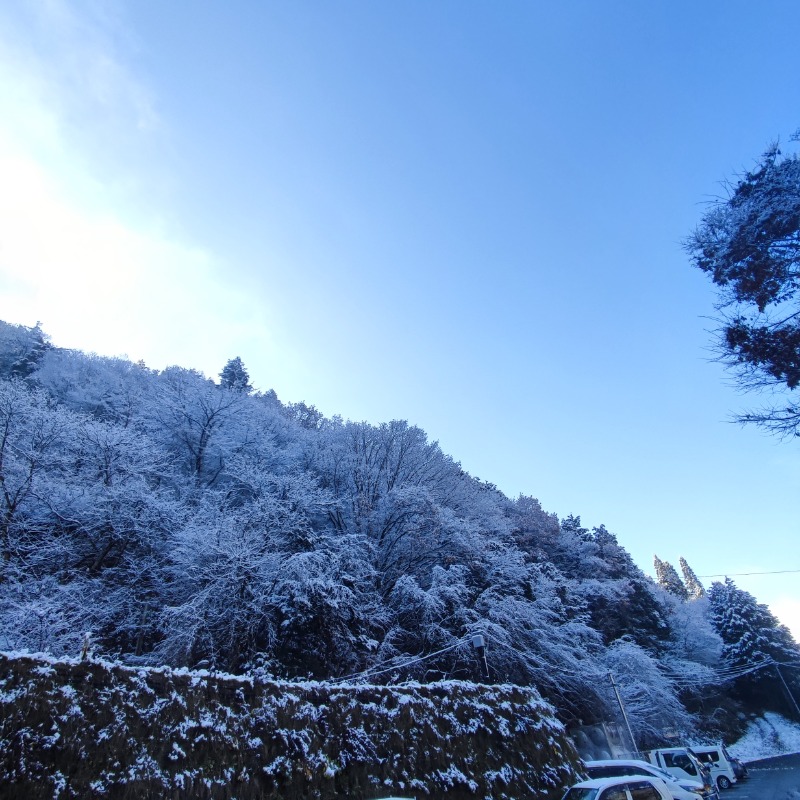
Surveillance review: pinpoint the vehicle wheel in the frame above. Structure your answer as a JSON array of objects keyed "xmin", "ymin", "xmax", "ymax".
[{"xmin": 717, "ymin": 776, "xmax": 732, "ymax": 790}]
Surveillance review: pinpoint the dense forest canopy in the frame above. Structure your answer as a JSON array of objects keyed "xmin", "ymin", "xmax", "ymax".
[{"xmin": 0, "ymin": 319, "xmax": 797, "ymax": 747}]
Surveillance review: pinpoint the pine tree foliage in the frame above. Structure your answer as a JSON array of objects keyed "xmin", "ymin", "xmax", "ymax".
[
  {"xmin": 708, "ymin": 577, "xmax": 799, "ymax": 668},
  {"xmin": 219, "ymin": 356, "xmax": 252, "ymax": 393},
  {"xmin": 686, "ymin": 137, "xmax": 800, "ymax": 435},
  {"xmin": 679, "ymin": 556, "xmax": 706, "ymax": 599},
  {"xmin": 654, "ymin": 555, "xmax": 689, "ymax": 600},
  {"xmin": 707, "ymin": 577, "xmax": 800, "ymax": 716},
  {"xmin": 0, "ymin": 321, "xmax": 49, "ymax": 379}
]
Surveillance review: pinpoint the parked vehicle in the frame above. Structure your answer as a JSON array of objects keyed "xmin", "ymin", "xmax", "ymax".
[
  {"xmin": 730, "ymin": 758, "xmax": 747, "ymax": 781},
  {"xmin": 646, "ymin": 748, "xmax": 717, "ymax": 796},
  {"xmin": 689, "ymin": 745, "xmax": 744, "ymax": 790},
  {"xmin": 583, "ymin": 759, "xmax": 708, "ymax": 800},
  {"xmin": 562, "ymin": 775, "xmax": 673, "ymax": 800}
]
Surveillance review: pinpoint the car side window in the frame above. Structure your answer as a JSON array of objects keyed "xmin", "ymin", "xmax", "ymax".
[
  {"xmin": 626, "ymin": 781, "xmax": 661, "ymax": 800},
  {"xmin": 598, "ymin": 788, "xmax": 627, "ymax": 800},
  {"xmin": 672, "ymin": 754, "xmax": 696, "ymax": 775},
  {"xmin": 589, "ymin": 767, "xmax": 616, "ymax": 778}
]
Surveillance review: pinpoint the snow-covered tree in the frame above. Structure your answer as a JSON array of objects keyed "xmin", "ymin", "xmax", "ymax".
[
  {"xmin": 0, "ymin": 381, "xmax": 73, "ymax": 563},
  {"xmin": 147, "ymin": 366, "xmax": 247, "ymax": 485},
  {"xmin": 685, "ymin": 136, "xmax": 800, "ymax": 436},
  {"xmin": 285, "ymin": 401, "xmax": 323, "ymax": 430},
  {"xmin": 708, "ymin": 577, "xmax": 798, "ymax": 668},
  {"xmin": 33, "ymin": 349, "xmax": 153, "ymax": 426},
  {"xmin": 661, "ymin": 592, "xmax": 722, "ymax": 667},
  {"xmin": 654, "ymin": 555, "xmax": 689, "ymax": 600},
  {"xmin": 0, "ymin": 320, "xmax": 49, "ymax": 379},
  {"xmin": 218, "ymin": 356, "xmax": 252, "ymax": 393},
  {"xmin": 679, "ymin": 556, "xmax": 706, "ymax": 599},
  {"xmin": 708, "ymin": 577, "xmax": 800, "ymax": 715},
  {"xmin": 604, "ymin": 637, "xmax": 694, "ymax": 747}
]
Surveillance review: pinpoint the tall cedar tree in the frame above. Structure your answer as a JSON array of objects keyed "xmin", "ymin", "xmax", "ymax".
[
  {"xmin": 219, "ymin": 357, "xmax": 252, "ymax": 393},
  {"xmin": 679, "ymin": 556, "xmax": 706, "ymax": 599},
  {"xmin": 654, "ymin": 555, "xmax": 689, "ymax": 600}
]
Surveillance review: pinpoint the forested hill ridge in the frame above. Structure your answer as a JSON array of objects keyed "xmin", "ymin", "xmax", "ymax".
[{"xmin": 1, "ymin": 319, "xmax": 798, "ymax": 747}]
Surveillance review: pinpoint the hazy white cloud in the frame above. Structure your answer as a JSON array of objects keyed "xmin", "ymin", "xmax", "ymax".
[
  {"xmin": 0, "ymin": 0, "xmax": 158, "ymax": 143},
  {"xmin": 0, "ymin": 1, "xmax": 277, "ymax": 379},
  {"xmin": 771, "ymin": 596, "xmax": 800, "ymax": 646},
  {"xmin": 0, "ymin": 137, "xmax": 274, "ymax": 374}
]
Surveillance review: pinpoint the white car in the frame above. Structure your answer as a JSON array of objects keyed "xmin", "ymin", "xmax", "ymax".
[
  {"xmin": 562, "ymin": 775, "xmax": 673, "ymax": 800},
  {"xmin": 583, "ymin": 759, "xmax": 709, "ymax": 800}
]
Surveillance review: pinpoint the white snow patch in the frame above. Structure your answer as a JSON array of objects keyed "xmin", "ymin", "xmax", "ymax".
[
  {"xmin": 728, "ymin": 712, "xmax": 800, "ymax": 761},
  {"xmin": 169, "ymin": 741, "xmax": 187, "ymax": 760}
]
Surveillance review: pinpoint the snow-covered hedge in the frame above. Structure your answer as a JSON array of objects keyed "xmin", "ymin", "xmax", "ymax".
[{"xmin": 0, "ymin": 652, "xmax": 580, "ymax": 799}]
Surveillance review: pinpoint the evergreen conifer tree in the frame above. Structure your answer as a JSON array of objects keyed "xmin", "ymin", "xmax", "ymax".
[
  {"xmin": 0, "ymin": 321, "xmax": 49, "ymax": 379},
  {"xmin": 219, "ymin": 357, "xmax": 252, "ymax": 393},
  {"xmin": 708, "ymin": 577, "xmax": 800, "ymax": 715},
  {"xmin": 560, "ymin": 514, "xmax": 590, "ymax": 541},
  {"xmin": 679, "ymin": 557, "xmax": 706, "ymax": 599},
  {"xmin": 654, "ymin": 555, "xmax": 689, "ymax": 600},
  {"xmin": 708, "ymin": 578, "xmax": 798, "ymax": 668}
]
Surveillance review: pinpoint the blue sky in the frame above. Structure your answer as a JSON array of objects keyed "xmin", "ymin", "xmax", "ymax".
[{"xmin": 1, "ymin": 1, "xmax": 799, "ymax": 638}]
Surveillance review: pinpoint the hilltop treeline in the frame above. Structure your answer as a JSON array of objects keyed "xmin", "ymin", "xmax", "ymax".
[{"xmin": 0, "ymin": 320, "xmax": 797, "ymax": 746}]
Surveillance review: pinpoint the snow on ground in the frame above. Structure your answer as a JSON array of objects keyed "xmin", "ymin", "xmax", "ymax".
[{"xmin": 728, "ymin": 713, "xmax": 800, "ymax": 761}]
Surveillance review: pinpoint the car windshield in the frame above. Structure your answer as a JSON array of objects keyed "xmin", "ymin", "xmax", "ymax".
[{"xmin": 563, "ymin": 789, "xmax": 599, "ymax": 800}]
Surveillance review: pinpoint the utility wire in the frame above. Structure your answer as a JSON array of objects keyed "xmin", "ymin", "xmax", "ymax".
[
  {"xmin": 659, "ymin": 659, "xmax": 781, "ymax": 688},
  {"xmin": 697, "ymin": 569, "xmax": 800, "ymax": 577},
  {"xmin": 661, "ymin": 660, "xmax": 770, "ymax": 679},
  {"xmin": 329, "ymin": 635, "xmax": 473, "ymax": 685},
  {"xmin": 329, "ymin": 636, "xmax": 798, "ymax": 689}
]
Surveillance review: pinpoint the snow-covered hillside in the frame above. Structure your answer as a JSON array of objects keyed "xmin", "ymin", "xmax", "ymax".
[
  {"xmin": 729, "ymin": 713, "xmax": 800, "ymax": 761},
  {"xmin": 1, "ymin": 319, "xmax": 798, "ymax": 755}
]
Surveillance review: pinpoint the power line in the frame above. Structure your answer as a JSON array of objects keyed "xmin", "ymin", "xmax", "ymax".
[
  {"xmin": 697, "ymin": 569, "xmax": 800, "ymax": 578},
  {"xmin": 659, "ymin": 658, "xmax": 797, "ymax": 689},
  {"xmin": 329, "ymin": 635, "xmax": 473, "ymax": 685}
]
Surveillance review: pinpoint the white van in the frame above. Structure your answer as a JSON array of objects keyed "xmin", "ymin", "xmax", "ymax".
[
  {"xmin": 688, "ymin": 746, "xmax": 742, "ymax": 790},
  {"xmin": 646, "ymin": 749, "xmax": 716, "ymax": 797}
]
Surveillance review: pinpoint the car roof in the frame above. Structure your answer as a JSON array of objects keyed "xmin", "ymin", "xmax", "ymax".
[
  {"xmin": 583, "ymin": 760, "xmax": 702, "ymax": 787},
  {"xmin": 571, "ymin": 776, "xmax": 660, "ymax": 789}
]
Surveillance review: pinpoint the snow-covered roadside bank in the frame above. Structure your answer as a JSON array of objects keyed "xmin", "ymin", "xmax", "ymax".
[
  {"xmin": 0, "ymin": 651, "xmax": 580, "ymax": 799},
  {"xmin": 728, "ymin": 713, "xmax": 800, "ymax": 761}
]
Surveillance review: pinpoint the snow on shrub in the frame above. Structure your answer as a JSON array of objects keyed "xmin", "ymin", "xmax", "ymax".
[{"xmin": 0, "ymin": 651, "xmax": 580, "ymax": 799}]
